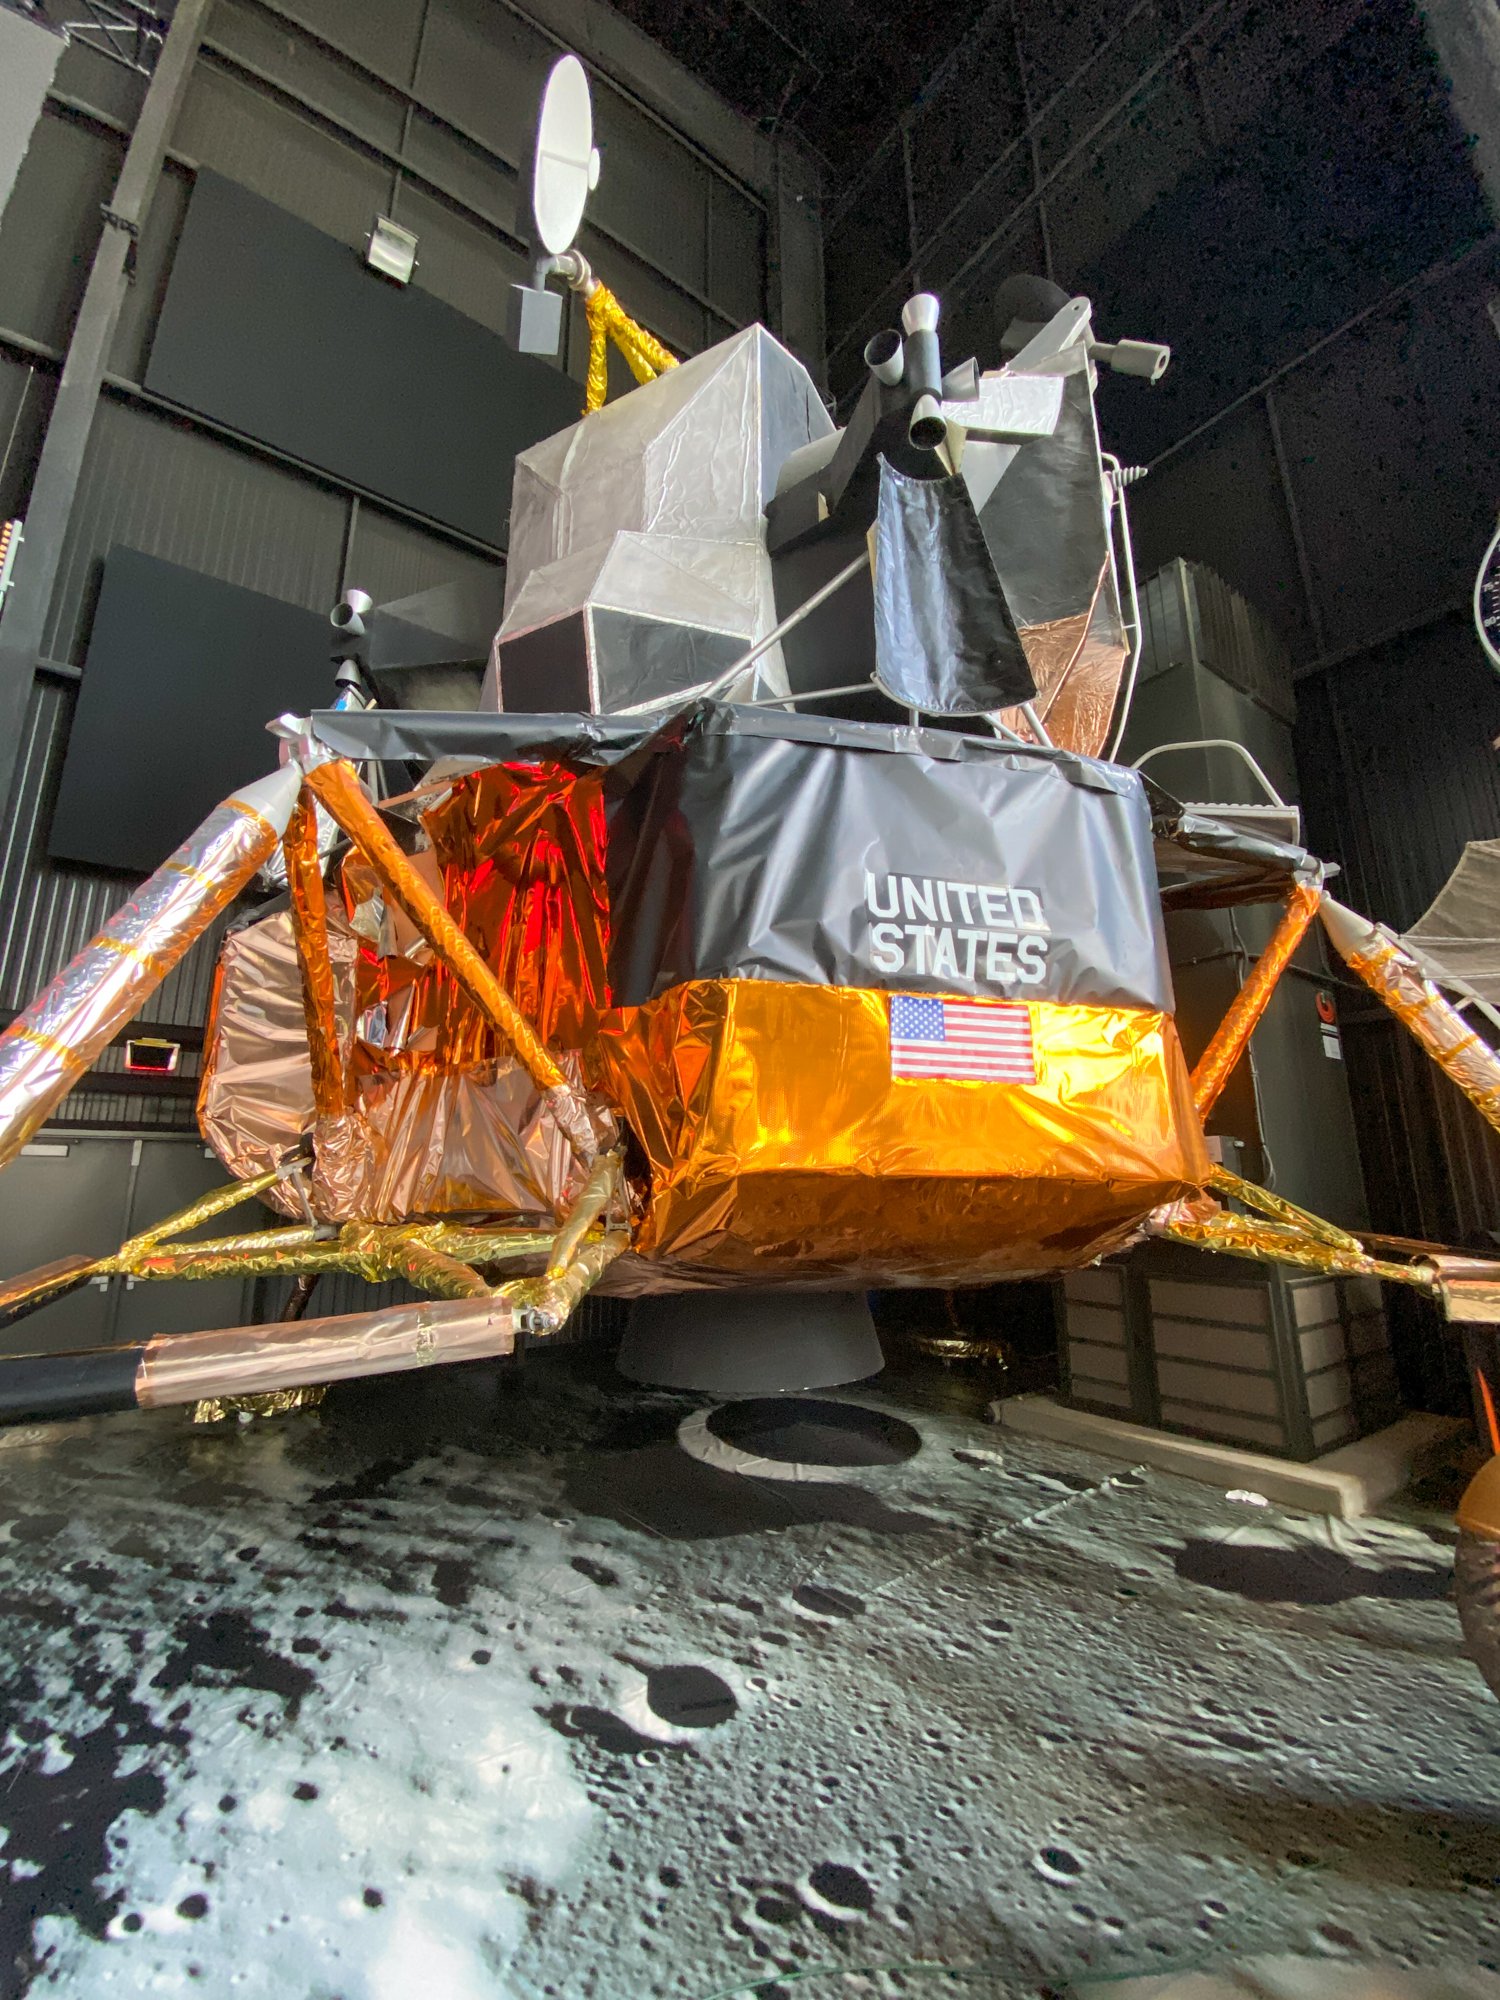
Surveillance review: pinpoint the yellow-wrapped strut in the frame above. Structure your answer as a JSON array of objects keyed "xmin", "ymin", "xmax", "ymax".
[{"xmin": 584, "ymin": 281, "xmax": 677, "ymax": 414}]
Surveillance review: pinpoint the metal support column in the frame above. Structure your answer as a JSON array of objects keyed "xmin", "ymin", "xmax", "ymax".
[
  {"xmin": 1009, "ymin": 0, "xmax": 1053, "ymax": 283},
  {"xmin": 0, "ymin": 0, "xmax": 211, "ymax": 824},
  {"xmin": 1263, "ymin": 381, "xmax": 1327, "ymax": 658}
]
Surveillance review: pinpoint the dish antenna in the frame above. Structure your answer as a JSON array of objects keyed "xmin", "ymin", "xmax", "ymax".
[{"xmin": 507, "ymin": 54, "xmax": 601, "ymax": 359}]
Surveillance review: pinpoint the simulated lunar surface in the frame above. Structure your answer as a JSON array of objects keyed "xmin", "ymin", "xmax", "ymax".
[{"xmin": 0, "ymin": 1340, "xmax": 1494, "ymax": 1997}]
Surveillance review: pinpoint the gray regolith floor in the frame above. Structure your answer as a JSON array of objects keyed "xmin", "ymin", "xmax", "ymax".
[{"xmin": 0, "ymin": 1341, "xmax": 1494, "ymax": 1997}]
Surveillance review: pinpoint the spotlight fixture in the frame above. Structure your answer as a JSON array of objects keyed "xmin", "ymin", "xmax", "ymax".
[{"xmin": 365, "ymin": 216, "xmax": 419, "ymax": 286}]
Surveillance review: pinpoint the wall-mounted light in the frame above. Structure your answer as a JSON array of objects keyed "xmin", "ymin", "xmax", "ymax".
[
  {"xmin": 365, "ymin": 216, "xmax": 419, "ymax": 285},
  {"xmin": 124, "ymin": 1037, "xmax": 180, "ymax": 1075},
  {"xmin": 0, "ymin": 518, "xmax": 22, "ymax": 607}
]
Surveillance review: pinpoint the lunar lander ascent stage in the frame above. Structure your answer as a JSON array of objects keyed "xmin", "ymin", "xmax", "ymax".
[{"xmin": 1, "ymin": 56, "xmax": 1500, "ymax": 1664}]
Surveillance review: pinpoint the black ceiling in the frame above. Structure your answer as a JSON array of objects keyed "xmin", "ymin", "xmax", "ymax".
[{"xmin": 605, "ymin": 0, "xmax": 987, "ymax": 178}]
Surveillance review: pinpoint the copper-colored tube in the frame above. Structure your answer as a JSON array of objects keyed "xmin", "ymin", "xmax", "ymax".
[
  {"xmin": 283, "ymin": 795, "xmax": 348, "ymax": 1122},
  {"xmin": 0, "ymin": 765, "xmax": 302, "ymax": 1170},
  {"xmin": 303, "ymin": 760, "xmax": 596, "ymax": 1166},
  {"xmin": 134, "ymin": 1230, "xmax": 628, "ymax": 1409},
  {"xmin": 1426, "ymin": 1254, "xmax": 1500, "ymax": 1327},
  {"xmin": 0, "ymin": 1255, "xmax": 96, "ymax": 1324},
  {"xmin": 1189, "ymin": 881, "xmax": 1322, "ymax": 1118},
  {"xmin": 1322, "ymin": 897, "xmax": 1500, "ymax": 1139},
  {"xmin": 136, "ymin": 1293, "xmax": 526, "ymax": 1407}
]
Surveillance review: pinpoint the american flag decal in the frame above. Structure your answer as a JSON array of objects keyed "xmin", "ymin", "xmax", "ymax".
[{"xmin": 889, "ymin": 993, "xmax": 1037, "ymax": 1083}]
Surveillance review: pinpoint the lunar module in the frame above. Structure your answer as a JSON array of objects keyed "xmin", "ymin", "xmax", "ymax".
[{"xmin": 3, "ymin": 60, "xmax": 1500, "ymax": 1680}]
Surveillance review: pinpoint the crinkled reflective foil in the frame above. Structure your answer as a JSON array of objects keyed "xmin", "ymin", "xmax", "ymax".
[
  {"xmin": 591, "ymin": 980, "xmax": 1209, "ymax": 1285},
  {"xmin": 1345, "ymin": 933, "xmax": 1500, "ymax": 1136},
  {"xmin": 998, "ymin": 577, "xmax": 1128, "ymax": 757},
  {"xmin": 198, "ymin": 909, "xmax": 359, "ymax": 1217},
  {"xmin": 351, "ymin": 1057, "xmax": 596, "ymax": 1225},
  {"xmin": 414, "ymin": 762, "xmax": 612, "ymax": 1056},
  {"xmin": 200, "ymin": 757, "xmax": 1207, "ymax": 1291},
  {"xmin": 0, "ymin": 774, "xmax": 298, "ymax": 1169},
  {"xmin": 284, "ymin": 797, "xmax": 348, "ymax": 1117},
  {"xmin": 1190, "ymin": 881, "xmax": 1321, "ymax": 1116},
  {"xmin": 200, "ymin": 906, "xmax": 602, "ymax": 1227}
]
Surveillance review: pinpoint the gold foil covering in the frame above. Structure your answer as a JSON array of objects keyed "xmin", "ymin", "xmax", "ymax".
[
  {"xmin": 1206, "ymin": 1163, "xmax": 1363, "ymax": 1254},
  {"xmin": 0, "ymin": 769, "xmax": 299, "ymax": 1169},
  {"xmin": 135, "ymin": 1229, "xmax": 627, "ymax": 1410},
  {"xmin": 121, "ymin": 1163, "xmax": 289, "ymax": 1253},
  {"xmin": 1343, "ymin": 932, "xmax": 1500, "ymax": 1137},
  {"xmin": 192, "ymin": 1385, "xmax": 328, "ymax": 1425},
  {"xmin": 591, "ymin": 981, "xmax": 1209, "ymax": 1285},
  {"xmin": 547, "ymin": 1152, "xmax": 623, "ymax": 1279},
  {"xmin": 1190, "ymin": 881, "xmax": 1321, "ymax": 1116},
  {"xmin": 584, "ymin": 282, "xmax": 678, "ymax": 413},
  {"xmin": 335, "ymin": 1223, "xmax": 491, "ymax": 1298},
  {"xmin": 1149, "ymin": 1204, "xmax": 1428, "ymax": 1289},
  {"xmin": 116, "ymin": 1221, "xmax": 551, "ymax": 1284}
]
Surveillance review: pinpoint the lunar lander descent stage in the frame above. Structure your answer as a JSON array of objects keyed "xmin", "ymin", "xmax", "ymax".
[{"xmin": 1, "ymin": 54, "xmax": 1500, "ymax": 1584}]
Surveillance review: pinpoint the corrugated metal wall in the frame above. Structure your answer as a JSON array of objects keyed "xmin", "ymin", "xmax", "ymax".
[
  {"xmin": 1298, "ymin": 614, "xmax": 1500, "ymax": 932},
  {"xmin": 1297, "ymin": 611, "xmax": 1500, "ymax": 1412},
  {"xmin": 44, "ymin": 396, "xmax": 348, "ymax": 664},
  {"xmin": 0, "ymin": 0, "xmax": 786, "ymax": 1147}
]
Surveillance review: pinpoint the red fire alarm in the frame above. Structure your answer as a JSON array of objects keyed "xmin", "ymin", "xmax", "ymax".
[{"xmin": 1315, "ymin": 989, "xmax": 1337, "ymax": 1025}]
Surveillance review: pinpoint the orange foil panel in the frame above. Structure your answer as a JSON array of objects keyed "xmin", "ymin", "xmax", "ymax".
[
  {"xmin": 419, "ymin": 762, "xmax": 613, "ymax": 1053},
  {"xmin": 592, "ymin": 980, "xmax": 1209, "ymax": 1285}
]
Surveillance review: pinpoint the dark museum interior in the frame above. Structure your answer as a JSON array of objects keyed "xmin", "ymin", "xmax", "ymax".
[{"xmin": 0, "ymin": 0, "xmax": 1498, "ymax": 1991}]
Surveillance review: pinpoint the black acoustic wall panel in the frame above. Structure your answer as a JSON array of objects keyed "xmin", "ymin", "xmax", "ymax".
[
  {"xmin": 50, "ymin": 549, "xmax": 329, "ymax": 876},
  {"xmin": 144, "ymin": 170, "xmax": 580, "ymax": 547}
]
